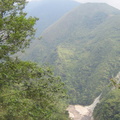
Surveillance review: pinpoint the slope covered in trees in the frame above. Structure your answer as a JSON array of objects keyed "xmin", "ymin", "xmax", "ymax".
[
  {"xmin": 93, "ymin": 73, "xmax": 120, "ymax": 120},
  {"xmin": 22, "ymin": 3, "xmax": 120, "ymax": 105},
  {"xmin": 0, "ymin": 0, "xmax": 69, "ymax": 119},
  {"xmin": 93, "ymin": 89, "xmax": 120, "ymax": 120}
]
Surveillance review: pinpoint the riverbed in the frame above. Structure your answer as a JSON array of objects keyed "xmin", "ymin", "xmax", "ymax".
[{"xmin": 67, "ymin": 95, "xmax": 101, "ymax": 120}]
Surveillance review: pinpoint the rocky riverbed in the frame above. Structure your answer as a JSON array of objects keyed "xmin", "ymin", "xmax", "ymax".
[{"xmin": 67, "ymin": 95, "xmax": 101, "ymax": 120}]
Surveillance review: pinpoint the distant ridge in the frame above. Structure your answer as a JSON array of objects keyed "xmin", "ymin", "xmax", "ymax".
[{"xmin": 25, "ymin": 0, "xmax": 80, "ymax": 35}]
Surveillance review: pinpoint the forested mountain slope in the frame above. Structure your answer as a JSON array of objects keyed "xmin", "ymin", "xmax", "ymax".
[
  {"xmin": 22, "ymin": 3, "xmax": 120, "ymax": 105},
  {"xmin": 25, "ymin": 0, "xmax": 79, "ymax": 35},
  {"xmin": 93, "ymin": 72, "xmax": 120, "ymax": 120}
]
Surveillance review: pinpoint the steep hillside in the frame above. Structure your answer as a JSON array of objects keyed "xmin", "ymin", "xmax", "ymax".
[
  {"xmin": 22, "ymin": 3, "xmax": 120, "ymax": 105},
  {"xmin": 25, "ymin": 0, "xmax": 79, "ymax": 35},
  {"xmin": 93, "ymin": 89, "xmax": 120, "ymax": 120}
]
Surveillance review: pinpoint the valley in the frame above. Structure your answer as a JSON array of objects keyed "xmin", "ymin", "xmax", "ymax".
[{"xmin": 22, "ymin": 3, "xmax": 120, "ymax": 105}]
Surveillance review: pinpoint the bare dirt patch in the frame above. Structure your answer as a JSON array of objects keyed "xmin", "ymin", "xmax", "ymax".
[{"xmin": 67, "ymin": 95, "xmax": 101, "ymax": 120}]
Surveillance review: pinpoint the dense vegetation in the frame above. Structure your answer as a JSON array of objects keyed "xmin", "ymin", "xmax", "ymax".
[
  {"xmin": 93, "ymin": 74, "xmax": 120, "ymax": 120},
  {"xmin": 0, "ymin": 59, "xmax": 68, "ymax": 120},
  {"xmin": 0, "ymin": 0, "xmax": 69, "ymax": 120},
  {"xmin": 93, "ymin": 89, "xmax": 120, "ymax": 120},
  {"xmin": 21, "ymin": 3, "xmax": 120, "ymax": 105}
]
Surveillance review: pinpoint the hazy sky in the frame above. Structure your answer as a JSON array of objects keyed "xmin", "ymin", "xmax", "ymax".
[
  {"xmin": 27, "ymin": 0, "xmax": 120, "ymax": 10},
  {"xmin": 74, "ymin": 0, "xmax": 120, "ymax": 10}
]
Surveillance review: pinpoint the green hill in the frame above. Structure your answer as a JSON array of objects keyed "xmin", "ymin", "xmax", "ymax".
[{"xmin": 21, "ymin": 3, "xmax": 120, "ymax": 105}]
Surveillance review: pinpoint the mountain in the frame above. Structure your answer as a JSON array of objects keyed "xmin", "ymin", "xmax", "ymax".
[
  {"xmin": 22, "ymin": 3, "xmax": 120, "ymax": 105},
  {"xmin": 25, "ymin": 0, "xmax": 79, "ymax": 36}
]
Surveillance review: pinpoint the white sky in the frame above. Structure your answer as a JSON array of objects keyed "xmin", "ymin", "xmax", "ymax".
[
  {"xmin": 27, "ymin": 0, "xmax": 43, "ymax": 1},
  {"xmin": 27, "ymin": 0, "xmax": 120, "ymax": 10},
  {"xmin": 74, "ymin": 0, "xmax": 120, "ymax": 10}
]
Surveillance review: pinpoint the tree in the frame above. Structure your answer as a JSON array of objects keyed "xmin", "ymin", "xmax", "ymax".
[
  {"xmin": 0, "ymin": 0, "xmax": 69, "ymax": 119},
  {"xmin": 0, "ymin": 59, "xmax": 68, "ymax": 120},
  {"xmin": 0, "ymin": 0, "xmax": 38, "ymax": 60},
  {"xmin": 0, "ymin": 0, "xmax": 37, "ymax": 88},
  {"xmin": 110, "ymin": 73, "xmax": 120, "ymax": 89}
]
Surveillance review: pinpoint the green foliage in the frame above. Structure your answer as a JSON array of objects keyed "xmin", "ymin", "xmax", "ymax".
[
  {"xmin": 0, "ymin": 59, "xmax": 68, "ymax": 120},
  {"xmin": 93, "ymin": 89, "xmax": 120, "ymax": 120},
  {"xmin": 0, "ymin": 0, "xmax": 38, "ymax": 59},
  {"xmin": 110, "ymin": 76, "xmax": 120, "ymax": 89},
  {"xmin": 0, "ymin": 0, "xmax": 69, "ymax": 120}
]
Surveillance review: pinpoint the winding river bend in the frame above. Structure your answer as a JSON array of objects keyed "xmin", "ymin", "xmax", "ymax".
[{"xmin": 67, "ymin": 94, "xmax": 101, "ymax": 120}]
